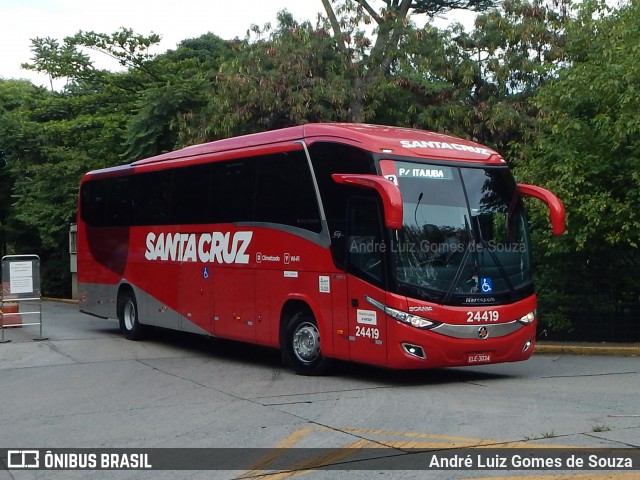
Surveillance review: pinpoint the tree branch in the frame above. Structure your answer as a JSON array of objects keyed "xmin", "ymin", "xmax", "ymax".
[
  {"xmin": 355, "ymin": 0, "xmax": 383, "ymax": 25},
  {"xmin": 411, "ymin": 0, "xmax": 496, "ymax": 16},
  {"xmin": 321, "ymin": 0, "xmax": 350, "ymax": 54},
  {"xmin": 378, "ymin": 0, "xmax": 412, "ymax": 72},
  {"xmin": 367, "ymin": 0, "xmax": 412, "ymax": 70}
]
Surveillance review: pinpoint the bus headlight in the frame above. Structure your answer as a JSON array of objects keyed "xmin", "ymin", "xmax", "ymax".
[
  {"xmin": 517, "ymin": 310, "xmax": 536, "ymax": 325},
  {"xmin": 365, "ymin": 296, "xmax": 439, "ymax": 330}
]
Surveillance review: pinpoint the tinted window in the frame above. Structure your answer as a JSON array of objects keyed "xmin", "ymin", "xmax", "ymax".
[
  {"xmin": 254, "ymin": 151, "xmax": 321, "ymax": 232},
  {"xmin": 210, "ymin": 160, "xmax": 257, "ymax": 223},
  {"xmin": 80, "ymin": 180, "xmax": 108, "ymax": 226},
  {"xmin": 81, "ymin": 147, "xmax": 323, "ymax": 231},
  {"xmin": 347, "ymin": 195, "xmax": 385, "ymax": 286},
  {"xmin": 308, "ymin": 142, "xmax": 376, "ymax": 267},
  {"xmin": 105, "ymin": 176, "xmax": 136, "ymax": 226},
  {"xmin": 136, "ymin": 170, "xmax": 172, "ymax": 225},
  {"xmin": 171, "ymin": 164, "xmax": 212, "ymax": 224}
]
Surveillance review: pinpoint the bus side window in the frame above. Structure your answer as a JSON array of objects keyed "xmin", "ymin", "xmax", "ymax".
[
  {"xmin": 106, "ymin": 176, "xmax": 136, "ymax": 226},
  {"xmin": 81, "ymin": 180, "xmax": 108, "ymax": 226},
  {"xmin": 346, "ymin": 196, "xmax": 385, "ymax": 286},
  {"xmin": 255, "ymin": 151, "xmax": 322, "ymax": 232},
  {"xmin": 136, "ymin": 170, "xmax": 173, "ymax": 225},
  {"xmin": 308, "ymin": 142, "xmax": 377, "ymax": 269},
  {"xmin": 210, "ymin": 160, "xmax": 256, "ymax": 224},
  {"xmin": 171, "ymin": 164, "xmax": 212, "ymax": 224}
]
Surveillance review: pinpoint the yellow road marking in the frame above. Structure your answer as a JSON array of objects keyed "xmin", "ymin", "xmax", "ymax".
[
  {"xmin": 243, "ymin": 439, "xmax": 377, "ymax": 480},
  {"xmin": 341, "ymin": 427, "xmax": 568, "ymax": 449},
  {"xmin": 236, "ymin": 425, "xmax": 635, "ymax": 479},
  {"xmin": 240, "ymin": 425, "xmax": 322, "ymax": 477}
]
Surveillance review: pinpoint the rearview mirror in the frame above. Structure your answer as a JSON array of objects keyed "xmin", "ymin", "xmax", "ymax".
[{"xmin": 518, "ymin": 184, "xmax": 566, "ymax": 235}]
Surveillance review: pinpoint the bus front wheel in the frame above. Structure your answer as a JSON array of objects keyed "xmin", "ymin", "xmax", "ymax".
[
  {"xmin": 283, "ymin": 311, "xmax": 331, "ymax": 375},
  {"xmin": 118, "ymin": 291, "xmax": 147, "ymax": 341}
]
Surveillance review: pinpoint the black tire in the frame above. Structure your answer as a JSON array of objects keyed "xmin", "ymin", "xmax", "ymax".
[
  {"xmin": 118, "ymin": 291, "xmax": 147, "ymax": 340},
  {"xmin": 282, "ymin": 311, "xmax": 332, "ymax": 376}
]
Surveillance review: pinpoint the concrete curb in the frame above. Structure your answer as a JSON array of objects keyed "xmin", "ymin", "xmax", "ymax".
[
  {"xmin": 535, "ymin": 343, "xmax": 640, "ymax": 357},
  {"xmin": 42, "ymin": 297, "xmax": 78, "ymax": 305}
]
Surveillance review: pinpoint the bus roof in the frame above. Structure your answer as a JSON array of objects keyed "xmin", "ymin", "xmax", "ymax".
[{"xmin": 130, "ymin": 123, "xmax": 504, "ymax": 167}]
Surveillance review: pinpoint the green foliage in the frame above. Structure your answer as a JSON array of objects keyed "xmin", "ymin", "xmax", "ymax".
[
  {"xmin": 374, "ymin": 0, "xmax": 571, "ymax": 157},
  {"xmin": 21, "ymin": 37, "xmax": 93, "ymax": 90},
  {"xmin": 2, "ymin": 56, "xmax": 135, "ymax": 295},
  {"xmin": 126, "ymin": 34, "xmax": 234, "ymax": 159},
  {"xmin": 2, "ymin": 30, "xmax": 239, "ymax": 294},
  {"xmin": 518, "ymin": 0, "xmax": 640, "ymax": 333},
  {"xmin": 465, "ymin": 0, "xmax": 571, "ymax": 152},
  {"xmin": 67, "ymin": 28, "xmax": 162, "ymax": 71},
  {"xmin": 524, "ymin": 0, "xmax": 640, "ymax": 252},
  {"xmin": 0, "ymin": 80, "xmax": 50, "ymax": 255},
  {"xmin": 178, "ymin": 13, "xmax": 354, "ymax": 143}
]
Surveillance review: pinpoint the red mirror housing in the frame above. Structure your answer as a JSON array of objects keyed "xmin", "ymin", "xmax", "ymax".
[
  {"xmin": 518, "ymin": 184, "xmax": 566, "ymax": 235},
  {"xmin": 332, "ymin": 174, "xmax": 403, "ymax": 230}
]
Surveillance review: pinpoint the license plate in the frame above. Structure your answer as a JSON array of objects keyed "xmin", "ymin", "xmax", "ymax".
[{"xmin": 467, "ymin": 352, "xmax": 492, "ymax": 364}]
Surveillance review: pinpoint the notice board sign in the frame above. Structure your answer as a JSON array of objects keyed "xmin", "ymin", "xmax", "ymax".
[{"xmin": 2, "ymin": 255, "xmax": 41, "ymax": 299}]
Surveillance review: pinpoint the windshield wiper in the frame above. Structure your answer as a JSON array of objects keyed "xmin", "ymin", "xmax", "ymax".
[
  {"xmin": 473, "ymin": 215, "xmax": 516, "ymax": 298},
  {"xmin": 442, "ymin": 215, "xmax": 476, "ymax": 303},
  {"xmin": 442, "ymin": 240, "xmax": 472, "ymax": 304},
  {"xmin": 414, "ymin": 192, "xmax": 424, "ymax": 227}
]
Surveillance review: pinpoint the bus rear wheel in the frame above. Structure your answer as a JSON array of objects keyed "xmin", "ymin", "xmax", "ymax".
[
  {"xmin": 283, "ymin": 311, "xmax": 331, "ymax": 375},
  {"xmin": 118, "ymin": 291, "xmax": 147, "ymax": 341}
]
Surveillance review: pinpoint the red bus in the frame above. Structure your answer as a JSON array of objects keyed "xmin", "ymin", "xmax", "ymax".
[{"xmin": 77, "ymin": 123, "xmax": 565, "ymax": 374}]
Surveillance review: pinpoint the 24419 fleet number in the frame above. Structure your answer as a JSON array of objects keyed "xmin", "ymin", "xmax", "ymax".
[
  {"xmin": 466, "ymin": 310, "xmax": 499, "ymax": 323},
  {"xmin": 355, "ymin": 326, "xmax": 380, "ymax": 339}
]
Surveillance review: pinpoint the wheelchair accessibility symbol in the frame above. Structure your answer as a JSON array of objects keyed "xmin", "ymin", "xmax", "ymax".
[
  {"xmin": 480, "ymin": 277, "xmax": 493, "ymax": 293},
  {"xmin": 203, "ymin": 267, "xmax": 209, "ymax": 279}
]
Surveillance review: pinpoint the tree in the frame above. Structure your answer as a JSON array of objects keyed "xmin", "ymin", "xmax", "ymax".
[
  {"xmin": 452, "ymin": 0, "xmax": 571, "ymax": 153},
  {"xmin": 178, "ymin": 2, "xmax": 503, "ymax": 143},
  {"xmin": 377, "ymin": 0, "xmax": 571, "ymax": 148},
  {"xmin": 7, "ymin": 30, "xmax": 236, "ymax": 294},
  {"xmin": 517, "ymin": 0, "xmax": 640, "ymax": 336},
  {"xmin": 0, "ymin": 79, "xmax": 51, "ymax": 256},
  {"xmin": 178, "ymin": 12, "xmax": 355, "ymax": 143},
  {"xmin": 21, "ymin": 37, "xmax": 93, "ymax": 91},
  {"xmin": 125, "ymin": 33, "xmax": 234, "ymax": 159},
  {"xmin": 321, "ymin": 0, "xmax": 496, "ymax": 121},
  {"xmin": 30, "ymin": 29, "xmax": 236, "ymax": 159},
  {"xmin": 1, "ymin": 80, "xmax": 133, "ymax": 294},
  {"xmin": 9, "ymin": 32, "xmax": 152, "ymax": 294}
]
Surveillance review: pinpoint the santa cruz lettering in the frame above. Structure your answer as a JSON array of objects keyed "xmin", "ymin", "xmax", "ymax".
[
  {"xmin": 144, "ymin": 231, "xmax": 252, "ymax": 264},
  {"xmin": 400, "ymin": 139, "xmax": 492, "ymax": 156}
]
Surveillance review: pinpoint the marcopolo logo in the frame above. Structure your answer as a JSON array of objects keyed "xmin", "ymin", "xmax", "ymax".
[{"xmin": 144, "ymin": 231, "xmax": 252, "ymax": 264}]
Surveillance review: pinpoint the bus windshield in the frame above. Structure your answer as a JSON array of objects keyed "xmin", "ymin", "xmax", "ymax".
[{"xmin": 387, "ymin": 161, "xmax": 532, "ymax": 305}]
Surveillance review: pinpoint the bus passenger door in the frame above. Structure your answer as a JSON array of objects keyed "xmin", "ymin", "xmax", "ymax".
[
  {"xmin": 212, "ymin": 267, "xmax": 256, "ymax": 343},
  {"xmin": 179, "ymin": 262, "xmax": 214, "ymax": 335},
  {"xmin": 346, "ymin": 196, "xmax": 388, "ymax": 367}
]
